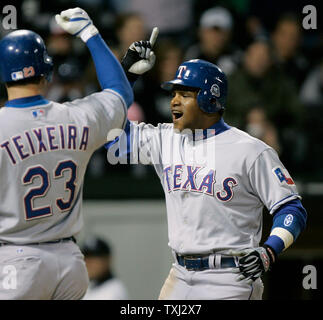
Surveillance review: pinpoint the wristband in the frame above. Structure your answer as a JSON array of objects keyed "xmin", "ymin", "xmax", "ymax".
[{"xmin": 80, "ymin": 24, "xmax": 99, "ymax": 42}]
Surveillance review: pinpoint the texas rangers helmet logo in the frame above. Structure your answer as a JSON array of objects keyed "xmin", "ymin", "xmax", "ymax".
[
  {"xmin": 210, "ymin": 84, "xmax": 220, "ymax": 97},
  {"xmin": 272, "ymin": 166, "xmax": 295, "ymax": 185},
  {"xmin": 177, "ymin": 65, "xmax": 187, "ymax": 78}
]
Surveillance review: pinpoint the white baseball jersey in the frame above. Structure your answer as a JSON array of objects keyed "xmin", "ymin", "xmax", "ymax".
[
  {"xmin": 0, "ymin": 90, "xmax": 126, "ymax": 244},
  {"xmin": 112, "ymin": 119, "xmax": 300, "ymax": 255}
]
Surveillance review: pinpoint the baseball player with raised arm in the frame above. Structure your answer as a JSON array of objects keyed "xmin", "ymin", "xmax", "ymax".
[
  {"xmin": 106, "ymin": 35, "xmax": 307, "ymax": 299},
  {"xmin": 0, "ymin": 8, "xmax": 133, "ymax": 300}
]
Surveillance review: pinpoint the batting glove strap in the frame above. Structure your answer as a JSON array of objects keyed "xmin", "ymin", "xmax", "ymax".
[
  {"xmin": 79, "ymin": 24, "xmax": 99, "ymax": 42},
  {"xmin": 121, "ymin": 49, "xmax": 141, "ymax": 82},
  {"xmin": 237, "ymin": 247, "xmax": 271, "ymax": 282}
]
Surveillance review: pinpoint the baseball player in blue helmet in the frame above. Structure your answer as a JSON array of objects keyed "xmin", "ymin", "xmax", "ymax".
[
  {"xmin": 160, "ymin": 59, "xmax": 227, "ymax": 132},
  {"xmin": 0, "ymin": 30, "xmax": 53, "ymax": 83},
  {"xmin": 161, "ymin": 59, "xmax": 227, "ymax": 114},
  {"xmin": 0, "ymin": 8, "xmax": 133, "ymax": 300},
  {"xmin": 106, "ymin": 35, "xmax": 307, "ymax": 300}
]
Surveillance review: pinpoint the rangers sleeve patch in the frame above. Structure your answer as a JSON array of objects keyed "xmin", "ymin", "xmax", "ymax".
[{"xmin": 272, "ymin": 166, "xmax": 295, "ymax": 185}]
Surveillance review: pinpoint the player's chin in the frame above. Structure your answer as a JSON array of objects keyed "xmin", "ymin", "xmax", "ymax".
[
  {"xmin": 172, "ymin": 118, "xmax": 185, "ymax": 132},
  {"xmin": 172, "ymin": 114, "xmax": 195, "ymax": 132},
  {"xmin": 173, "ymin": 120, "xmax": 193, "ymax": 133}
]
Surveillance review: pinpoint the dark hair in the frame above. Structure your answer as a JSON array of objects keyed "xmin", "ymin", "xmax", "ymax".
[{"xmin": 6, "ymin": 76, "xmax": 43, "ymax": 88}]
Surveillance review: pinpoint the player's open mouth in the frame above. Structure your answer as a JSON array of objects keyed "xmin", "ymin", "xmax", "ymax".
[{"xmin": 172, "ymin": 110, "xmax": 183, "ymax": 121}]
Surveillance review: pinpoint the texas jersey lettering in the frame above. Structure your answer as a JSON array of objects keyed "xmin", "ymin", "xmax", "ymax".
[
  {"xmin": 110, "ymin": 120, "xmax": 300, "ymax": 255},
  {"xmin": 163, "ymin": 165, "xmax": 237, "ymax": 201}
]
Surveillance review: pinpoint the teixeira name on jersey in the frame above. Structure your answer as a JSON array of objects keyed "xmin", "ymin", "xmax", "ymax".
[{"xmin": 0, "ymin": 124, "xmax": 89, "ymax": 165}]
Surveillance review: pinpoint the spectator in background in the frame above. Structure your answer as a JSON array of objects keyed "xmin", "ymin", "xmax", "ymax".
[
  {"xmin": 299, "ymin": 60, "xmax": 323, "ymax": 175},
  {"xmin": 46, "ymin": 17, "xmax": 76, "ymax": 66},
  {"xmin": 226, "ymin": 40, "xmax": 305, "ymax": 171},
  {"xmin": 84, "ymin": 14, "xmax": 147, "ymax": 178},
  {"xmin": 112, "ymin": 13, "xmax": 147, "ymax": 61},
  {"xmin": 184, "ymin": 7, "xmax": 241, "ymax": 76},
  {"xmin": 246, "ymin": 0, "xmax": 307, "ymax": 36},
  {"xmin": 82, "ymin": 236, "xmax": 129, "ymax": 300},
  {"xmin": 45, "ymin": 17, "xmax": 87, "ymax": 102},
  {"xmin": 46, "ymin": 57, "xmax": 85, "ymax": 102},
  {"xmin": 300, "ymin": 60, "xmax": 323, "ymax": 108},
  {"xmin": 245, "ymin": 107, "xmax": 281, "ymax": 154},
  {"xmin": 112, "ymin": 12, "xmax": 148, "ymax": 139},
  {"xmin": 270, "ymin": 14, "xmax": 309, "ymax": 90},
  {"xmin": 115, "ymin": 0, "xmax": 194, "ymax": 47}
]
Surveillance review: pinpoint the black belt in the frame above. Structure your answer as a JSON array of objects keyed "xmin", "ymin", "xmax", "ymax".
[
  {"xmin": 176, "ymin": 253, "xmax": 237, "ymax": 271},
  {"xmin": 0, "ymin": 236, "xmax": 76, "ymax": 246}
]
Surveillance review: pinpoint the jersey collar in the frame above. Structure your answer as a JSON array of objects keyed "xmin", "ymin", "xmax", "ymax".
[
  {"xmin": 192, "ymin": 118, "xmax": 231, "ymax": 141},
  {"xmin": 5, "ymin": 95, "xmax": 50, "ymax": 108}
]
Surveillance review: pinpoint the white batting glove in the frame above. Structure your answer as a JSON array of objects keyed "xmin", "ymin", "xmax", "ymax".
[
  {"xmin": 55, "ymin": 7, "xmax": 98, "ymax": 42},
  {"xmin": 121, "ymin": 27, "xmax": 159, "ymax": 80}
]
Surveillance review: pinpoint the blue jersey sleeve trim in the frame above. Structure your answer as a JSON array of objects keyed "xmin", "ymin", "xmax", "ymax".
[
  {"xmin": 269, "ymin": 193, "xmax": 300, "ymax": 212},
  {"xmin": 86, "ymin": 34, "xmax": 133, "ymax": 108}
]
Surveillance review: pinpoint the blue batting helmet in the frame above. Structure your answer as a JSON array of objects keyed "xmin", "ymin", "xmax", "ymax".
[
  {"xmin": 161, "ymin": 59, "xmax": 228, "ymax": 113},
  {"xmin": 0, "ymin": 30, "xmax": 53, "ymax": 83}
]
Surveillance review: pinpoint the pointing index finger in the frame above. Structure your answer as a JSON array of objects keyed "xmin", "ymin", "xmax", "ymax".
[{"xmin": 149, "ymin": 27, "xmax": 159, "ymax": 47}]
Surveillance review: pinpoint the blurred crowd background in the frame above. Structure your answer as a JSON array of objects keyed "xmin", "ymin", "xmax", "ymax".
[{"xmin": 0, "ymin": 0, "xmax": 322, "ymax": 299}]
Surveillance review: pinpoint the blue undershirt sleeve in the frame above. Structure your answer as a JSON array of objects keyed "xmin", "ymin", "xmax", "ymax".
[
  {"xmin": 104, "ymin": 78, "xmax": 137, "ymax": 158},
  {"xmin": 86, "ymin": 34, "xmax": 133, "ymax": 108}
]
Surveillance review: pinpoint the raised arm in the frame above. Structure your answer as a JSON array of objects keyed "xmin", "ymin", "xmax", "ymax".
[
  {"xmin": 105, "ymin": 28, "xmax": 159, "ymax": 155},
  {"xmin": 120, "ymin": 27, "xmax": 159, "ymax": 86},
  {"xmin": 55, "ymin": 7, "xmax": 133, "ymax": 108}
]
